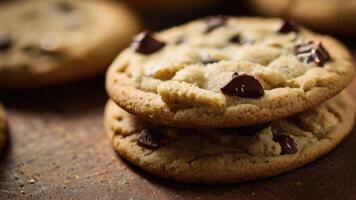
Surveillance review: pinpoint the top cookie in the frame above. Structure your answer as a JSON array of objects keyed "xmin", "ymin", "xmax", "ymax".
[
  {"xmin": 249, "ymin": 0, "xmax": 356, "ymax": 35},
  {"xmin": 0, "ymin": 0, "xmax": 141, "ymax": 88},
  {"xmin": 106, "ymin": 17, "xmax": 355, "ymax": 128}
]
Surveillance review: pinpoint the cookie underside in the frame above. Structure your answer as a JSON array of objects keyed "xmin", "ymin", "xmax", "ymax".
[{"xmin": 105, "ymin": 91, "xmax": 355, "ymax": 183}]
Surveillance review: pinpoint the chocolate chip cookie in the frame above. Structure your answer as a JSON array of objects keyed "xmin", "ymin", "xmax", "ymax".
[
  {"xmin": 249, "ymin": 0, "xmax": 356, "ymax": 35},
  {"xmin": 106, "ymin": 17, "xmax": 355, "ymax": 128},
  {"xmin": 0, "ymin": 105, "xmax": 7, "ymax": 152},
  {"xmin": 105, "ymin": 91, "xmax": 355, "ymax": 183},
  {"xmin": 0, "ymin": 0, "xmax": 141, "ymax": 88}
]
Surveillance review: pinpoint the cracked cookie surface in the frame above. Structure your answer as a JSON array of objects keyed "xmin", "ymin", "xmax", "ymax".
[
  {"xmin": 249, "ymin": 0, "xmax": 356, "ymax": 35},
  {"xmin": 0, "ymin": 0, "xmax": 141, "ymax": 88},
  {"xmin": 106, "ymin": 17, "xmax": 355, "ymax": 128},
  {"xmin": 105, "ymin": 91, "xmax": 355, "ymax": 183}
]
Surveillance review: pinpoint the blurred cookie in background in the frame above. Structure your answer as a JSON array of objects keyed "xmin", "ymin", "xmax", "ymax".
[
  {"xmin": 248, "ymin": 0, "xmax": 356, "ymax": 35},
  {"xmin": 0, "ymin": 0, "xmax": 141, "ymax": 89}
]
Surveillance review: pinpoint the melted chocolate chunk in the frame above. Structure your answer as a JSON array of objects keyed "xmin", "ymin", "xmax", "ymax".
[
  {"xmin": 221, "ymin": 73, "xmax": 265, "ymax": 98},
  {"xmin": 312, "ymin": 43, "xmax": 331, "ymax": 66},
  {"xmin": 273, "ymin": 135, "xmax": 298, "ymax": 155},
  {"xmin": 204, "ymin": 16, "xmax": 227, "ymax": 33},
  {"xmin": 229, "ymin": 34, "xmax": 254, "ymax": 45},
  {"xmin": 131, "ymin": 31, "xmax": 165, "ymax": 55},
  {"xmin": 295, "ymin": 41, "xmax": 314, "ymax": 64},
  {"xmin": 229, "ymin": 34, "xmax": 241, "ymax": 44},
  {"xmin": 278, "ymin": 20, "xmax": 300, "ymax": 33},
  {"xmin": 295, "ymin": 41, "xmax": 331, "ymax": 66},
  {"xmin": 137, "ymin": 129, "xmax": 169, "ymax": 149},
  {"xmin": 295, "ymin": 43, "xmax": 314, "ymax": 64},
  {"xmin": 235, "ymin": 123, "xmax": 269, "ymax": 136},
  {"xmin": 201, "ymin": 54, "xmax": 219, "ymax": 65},
  {"xmin": 0, "ymin": 32, "xmax": 12, "ymax": 51},
  {"xmin": 295, "ymin": 41, "xmax": 314, "ymax": 54}
]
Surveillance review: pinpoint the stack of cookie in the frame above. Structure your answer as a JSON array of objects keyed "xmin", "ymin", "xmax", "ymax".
[{"xmin": 105, "ymin": 17, "xmax": 355, "ymax": 183}]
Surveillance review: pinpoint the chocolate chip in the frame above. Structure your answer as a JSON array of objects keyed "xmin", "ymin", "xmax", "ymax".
[
  {"xmin": 55, "ymin": 1, "xmax": 75, "ymax": 13},
  {"xmin": 221, "ymin": 73, "xmax": 265, "ymax": 98},
  {"xmin": 204, "ymin": 16, "xmax": 227, "ymax": 33},
  {"xmin": 229, "ymin": 34, "xmax": 254, "ymax": 45},
  {"xmin": 278, "ymin": 20, "xmax": 300, "ymax": 33},
  {"xmin": 273, "ymin": 135, "xmax": 298, "ymax": 155},
  {"xmin": 229, "ymin": 34, "xmax": 241, "ymax": 44},
  {"xmin": 295, "ymin": 42, "xmax": 314, "ymax": 59},
  {"xmin": 295, "ymin": 42, "xmax": 314, "ymax": 64},
  {"xmin": 131, "ymin": 31, "xmax": 165, "ymax": 55},
  {"xmin": 295, "ymin": 41, "xmax": 314, "ymax": 54},
  {"xmin": 201, "ymin": 54, "xmax": 219, "ymax": 65},
  {"xmin": 295, "ymin": 41, "xmax": 331, "ymax": 66},
  {"xmin": 312, "ymin": 43, "xmax": 331, "ymax": 66},
  {"xmin": 235, "ymin": 123, "xmax": 269, "ymax": 136},
  {"xmin": 137, "ymin": 129, "xmax": 170, "ymax": 149},
  {"xmin": 0, "ymin": 32, "xmax": 12, "ymax": 51}
]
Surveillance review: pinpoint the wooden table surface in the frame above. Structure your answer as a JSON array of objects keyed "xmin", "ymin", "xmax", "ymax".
[
  {"xmin": 0, "ymin": 81, "xmax": 354, "ymax": 200},
  {"xmin": 1, "ymin": 1, "xmax": 356, "ymax": 199}
]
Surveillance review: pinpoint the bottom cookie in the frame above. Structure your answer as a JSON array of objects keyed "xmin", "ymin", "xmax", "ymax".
[
  {"xmin": 0, "ymin": 105, "xmax": 7, "ymax": 152},
  {"xmin": 105, "ymin": 91, "xmax": 355, "ymax": 183}
]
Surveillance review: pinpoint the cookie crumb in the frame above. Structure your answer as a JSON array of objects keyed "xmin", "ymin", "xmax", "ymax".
[{"xmin": 28, "ymin": 178, "xmax": 36, "ymax": 184}]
